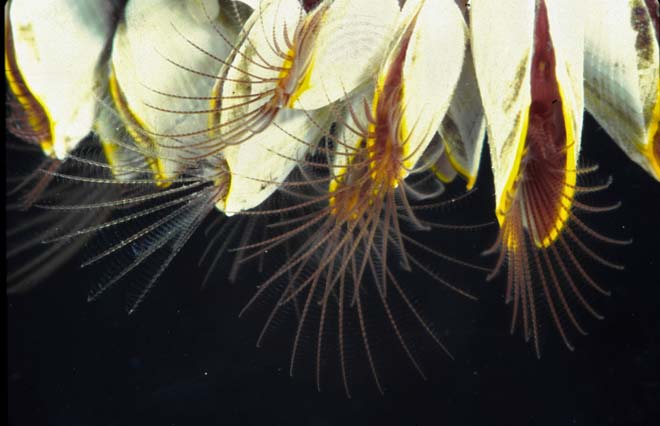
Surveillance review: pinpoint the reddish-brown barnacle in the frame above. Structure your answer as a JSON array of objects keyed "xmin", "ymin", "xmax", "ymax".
[
  {"xmin": 4, "ymin": 0, "xmax": 119, "ymax": 159},
  {"xmin": 584, "ymin": 0, "xmax": 660, "ymax": 180},
  {"xmin": 472, "ymin": 0, "xmax": 630, "ymax": 355}
]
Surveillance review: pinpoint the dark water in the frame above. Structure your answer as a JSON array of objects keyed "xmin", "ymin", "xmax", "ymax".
[{"xmin": 7, "ymin": 114, "xmax": 660, "ymax": 426}]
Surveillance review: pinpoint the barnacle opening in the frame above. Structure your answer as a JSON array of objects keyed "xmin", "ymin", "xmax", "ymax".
[
  {"xmin": 496, "ymin": 0, "xmax": 575, "ymax": 250},
  {"xmin": 329, "ymin": 18, "xmax": 414, "ymax": 221}
]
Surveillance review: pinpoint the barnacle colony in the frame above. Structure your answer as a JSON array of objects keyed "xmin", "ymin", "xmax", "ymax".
[{"xmin": 5, "ymin": 0, "xmax": 658, "ymax": 392}]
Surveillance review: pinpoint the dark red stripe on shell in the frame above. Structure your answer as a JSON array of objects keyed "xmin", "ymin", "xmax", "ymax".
[{"xmin": 521, "ymin": 0, "xmax": 568, "ymax": 245}]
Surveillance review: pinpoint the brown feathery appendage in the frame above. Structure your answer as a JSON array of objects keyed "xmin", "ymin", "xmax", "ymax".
[
  {"xmin": 487, "ymin": 163, "xmax": 630, "ymax": 357},
  {"xmin": 236, "ymin": 21, "xmax": 482, "ymax": 397},
  {"xmin": 486, "ymin": 1, "xmax": 630, "ymax": 356},
  {"xmin": 87, "ymin": 163, "xmax": 231, "ymax": 314},
  {"xmin": 6, "ymin": 158, "xmax": 61, "ymax": 211}
]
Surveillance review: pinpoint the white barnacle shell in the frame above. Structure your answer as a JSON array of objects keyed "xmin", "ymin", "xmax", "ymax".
[
  {"xmin": 5, "ymin": 0, "xmax": 120, "ymax": 159},
  {"xmin": 213, "ymin": 0, "xmax": 400, "ymax": 214},
  {"xmin": 584, "ymin": 0, "xmax": 660, "ymax": 180},
  {"xmin": 388, "ymin": 0, "xmax": 467, "ymax": 176},
  {"xmin": 218, "ymin": 107, "xmax": 332, "ymax": 214},
  {"xmin": 109, "ymin": 0, "xmax": 243, "ymax": 180},
  {"xmin": 214, "ymin": 0, "xmax": 398, "ymax": 127},
  {"xmin": 437, "ymin": 32, "xmax": 486, "ymax": 190},
  {"xmin": 286, "ymin": 0, "xmax": 400, "ymax": 110}
]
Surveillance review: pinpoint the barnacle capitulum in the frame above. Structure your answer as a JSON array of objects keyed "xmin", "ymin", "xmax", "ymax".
[
  {"xmin": 5, "ymin": 0, "xmax": 123, "ymax": 288},
  {"xmin": 283, "ymin": 0, "xmax": 400, "ymax": 110},
  {"xmin": 5, "ymin": 0, "xmax": 119, "ymax": 159},
  {"xmin": 328, "ymin": 0, "xmax": 468, "ymax": 199},
  {"xmin": 213, "ymin": 0, "xmax": 399, "ymax": 214},
  {"xmin": 212, "ymin": 0, "xmax": 398, "ymax": 131},
  {"xmin": 109, "ymin": 0, "xmax": 246, "ymax": 182},
  {"xmin": 584, "ymin": 0, "xmax": 660, "ymax": 180},
  {"xmin": 218, "ymin": 107, "xmax": 332, "ymax": 213},
  {"xmin": 472, "ymin": 0, "xmax": 629, "ymax": 355}
]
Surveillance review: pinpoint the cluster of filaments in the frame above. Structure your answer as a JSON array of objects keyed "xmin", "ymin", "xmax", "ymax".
[{"xmin": 6, "ymin": 0, "xmax": 658, "ymax": 394}]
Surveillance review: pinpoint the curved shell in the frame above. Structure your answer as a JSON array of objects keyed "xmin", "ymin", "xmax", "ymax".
[
  {"xmin": 110, "ymin": 0, "xmax": 240, "ymax": 179},
  {"xmin": 5, "ymin": 0, "xmax": 120, "ymax": 159},
  {"xmin": 471, "ymin": 0, "xmax": 584, "ymax": 219},
  {"xmin": 391, "ymin": 0, "xmax": 467, "ymax": 175},
  {"xmin": 288, "ymin": 0, "xmax": 400, "ymax": 110},
  {"xmin": 219, "ymin": 107, "xmax": 331, "ymax": 214},
  {"xmin": 437, "ymin": 37, "xmax": 485, "ymax": 189},
  {"xmin": 584, "ymin": 0, "xmax": 660, "ymax": 180}
]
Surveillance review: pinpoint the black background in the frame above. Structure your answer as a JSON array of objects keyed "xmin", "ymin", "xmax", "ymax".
[{"xmin": 7, "ymin": 113, "xmax": 660, "ymax": 426}]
